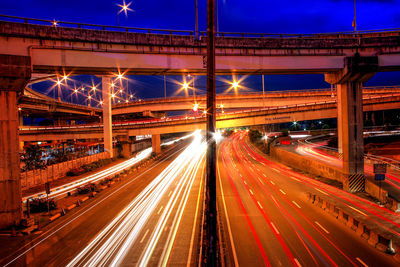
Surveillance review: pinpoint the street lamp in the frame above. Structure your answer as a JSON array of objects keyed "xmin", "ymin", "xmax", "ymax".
[{"xmin": 117, "ymin": 1, "xmax": 133, "ymax": 28}]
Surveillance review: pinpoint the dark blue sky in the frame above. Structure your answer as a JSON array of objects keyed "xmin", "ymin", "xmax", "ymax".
[{"xmin": 2, "ymin": 0, "xmax": 400, "ymax": 103}]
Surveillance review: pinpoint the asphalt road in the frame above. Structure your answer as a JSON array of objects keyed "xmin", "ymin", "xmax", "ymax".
[
  {"xmin": 217, "ymin": 132, "xmax": 398, "ymax": 266},
  {"xmin": 0, "ymin": 136, "xmax": 206, "ymax": 266}
]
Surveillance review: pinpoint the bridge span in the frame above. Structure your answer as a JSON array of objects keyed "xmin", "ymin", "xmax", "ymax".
[{"xmin": 19, "ymin": 94, "xmax": 400, "ymax": 141}]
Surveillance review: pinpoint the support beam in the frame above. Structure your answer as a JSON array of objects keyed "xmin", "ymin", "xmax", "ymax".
[
  {"xmin": 102, "ymin": 76, "xmax": 113, "ymax": 158},
  {"xmin": 0, "ymin": 54, "xmax": 31, "ymax": 229},
  {"xmin": 151, "ymin": 134, "xmax": 161, "ymax": 154},
  {"xmin": 325, "ymin": 54, "xmax": 377, "ymax": 192}
]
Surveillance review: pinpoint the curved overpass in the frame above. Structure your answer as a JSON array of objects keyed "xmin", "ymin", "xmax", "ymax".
[{"xmin": 19, "ymin": 94, "xmax": 400, "ymax": 141}]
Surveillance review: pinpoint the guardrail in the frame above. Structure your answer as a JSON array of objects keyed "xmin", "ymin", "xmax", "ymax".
[{"xmin": 2, "ymin": 14, "xmax": 400, "ymax": 38}]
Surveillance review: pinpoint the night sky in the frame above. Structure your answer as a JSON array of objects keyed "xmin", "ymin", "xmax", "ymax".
[{"xmin": 2, "ymin": 0, "xmax": 400, "ymax": 103}]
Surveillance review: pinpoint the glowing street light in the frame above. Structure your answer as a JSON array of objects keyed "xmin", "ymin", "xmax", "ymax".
[
  {"xmin": 203, "ymin": 110, "xmax": 207, "ymax": 115},
  {"xmin": 232, "ymin": 81, "xmax": 239, "ymax": 89},
  {"xmin": 193, "ymin": 103, "xmax": 199, "ymax": 112},
  {"xmin": 111, "ymin": 93, "xmax": 116, "ymax": 98},
  {"xmin": 111, "ymin": 82, "xmax": 115, "ymax": 87},
  {"xmin": 117, "ymin": 1, "xmax": 133, "ymax": 27},
  {"xmin": 52, "ymin": 19, "xmax": 58, "ymax": 27},
  {"xmin": 92, "ymin": 86, "xmax": 97, "ymax": 92},
  {"xmin": 183, "ymin": 82, "xmax": 189, "ymax": 90},
  {"xmin": 74, "ymin": 89, "xmax": 78, "ymax": 93}
]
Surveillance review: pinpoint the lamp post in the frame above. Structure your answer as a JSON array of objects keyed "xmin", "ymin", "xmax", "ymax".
[{"xmin": 352, "ymin": 0, "xmax": 357, "ymax": 34}]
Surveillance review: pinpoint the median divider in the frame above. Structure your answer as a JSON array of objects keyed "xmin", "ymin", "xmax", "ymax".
[{"xmin": 307, "ymin": 192, "xmax": 399, "ymax": 260}]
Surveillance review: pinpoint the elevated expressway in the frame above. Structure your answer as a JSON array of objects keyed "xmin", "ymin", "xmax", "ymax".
[
  {"xmin": 1, "ymin": 18, "xmax": 400, "ymax": 76},
  {"xmin": 19, "ymin": 93, "xmax": 400, "ymax": 141}
]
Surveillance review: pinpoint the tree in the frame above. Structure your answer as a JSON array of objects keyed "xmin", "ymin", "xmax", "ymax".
[{"xmin": 21, "ymin": 145, "xmax": 46, "ymax": 171}]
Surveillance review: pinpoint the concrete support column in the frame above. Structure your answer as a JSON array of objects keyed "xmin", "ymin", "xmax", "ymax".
[
  {"xmin": 325, "ymin": 55, "xmax": 377, "ymax": 193},
  {"xmin": 0, "ymin": 54, "xmax": 31, "ymax": 229},
  {"xmin": 0, "ymin": 91, "xmax": 22, "ymax": 228},
  {"xmin": 337, "ymin": 82, "xmax": 364, "ymax": 178},
  {"xmin": 152, "ymin": 134, "xmax": 161, "ymax": 154},
  {"xmin": 102, "ymin": 76, "xmax": 113, "ymax": 158},
  {"xmin": 118, "ymin": 134, "xmax": 132, "ymax": 158}
]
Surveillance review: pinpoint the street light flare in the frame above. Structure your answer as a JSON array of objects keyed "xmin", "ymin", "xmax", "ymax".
[{"xmin": 193, "ymin": 103, "xmax": 199, "ymax": 112}]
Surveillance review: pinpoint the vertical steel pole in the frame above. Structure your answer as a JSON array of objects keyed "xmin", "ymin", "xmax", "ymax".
[
  {"xmin": 353, "ymin": 0, "xmax": 357, "ymax": 34},
  {"xmin": 262, "ymin": 74, "xmax": 265, "ymax": 109},
  {"xmin": 195, "ymin": 0, "xmax": 199, "ymax": 40},
  {"xmin": 164, "ymin": 74, "xmax": 167, "ymax": 100},
  {"xmin": 204, "ymin": 0, "xmax": 218, "ymax": 266}
]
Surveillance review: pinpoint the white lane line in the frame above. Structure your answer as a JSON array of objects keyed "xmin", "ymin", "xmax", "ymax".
[
  {"xmin": 270, "ymin": 222, "xmax": 280, "ymax": 235},
  {"xmin": 356, "ymin": 257, "xmax": 369, "ymax": 267},
  {"xmin": 280, "ymin": 189, "xmax": 286, "ymax": 195},
  {"xmin": 261, "ymin": 162, "xmax": 266, "ymax": 166},
  {"xmin": 157, "ymin": 206, "xmax": 163, "ymax": 215},
  {"xmin": 270, "ymin": 180, "xmax": 275, "ymax": 185},
  {"xmin": 292, "ymin": 201, "xmax": 301, "ymax": 209},
  {"xmin": 272, "ymin": 168, "xmax": 281, "ymax": 173},
  {"xmin": 244, "ymin": 180, "xmax": 247, "ymax": 185},
  {"xmin": 140, "ymin": 229, "xmax": 149, "ymax": 243},
  {"xmin": 258, "ymin": 178, "xmax": 264, "ymax": 185},
  {"xmin": 263, "ymin": 174, "xmax": 267, "ymax": 178},
  {"xmin": 257, "ymin": 168, "xmax": 260, "ymax": 172},
  {"xmin": 347, "ymin": 205, "xmax": 368, "ymax": 217},
  {"xmin": 249, "ymin": 189, "xmax": 254, "ymax": 195},
  {"xmin": 168, "ymin": 191, "xmax": 172, "ymax": 197},
  {"xmin": 290, "ymin": 176, "xmax": 301, "ymax": 182},
  {"xmin": 239, "ymin": 173, "xmax": 243, "ymax": 178},
  {"xmin": 257, "ymin": 201, "xmax": 263, "ymax": 209},
  {"xmin": 315, "ymin": 188, "xmax": 328, "ymax": 195},
  {"xmin": 294, "ymin": 258, "xmax": 302, "ymax": 267},
  {"xmin": 249, "ymin": 167, "xmax": 254, "ymax": 172},
  {"xmin": 217, "ymin": 155, "xmax": 239, "ymax": 266},
  {"xmin": 315, "ymin": 221, "xmax": 330, "ymax": 234}
]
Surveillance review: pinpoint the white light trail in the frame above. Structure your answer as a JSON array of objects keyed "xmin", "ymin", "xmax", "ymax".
[
  {"xmin": 23, "ymin": 133, "xmax": 195, "ymax": 202},
  {"xmin": 67, "ymin": 132, "xmax": 206, "ymax": 266}
]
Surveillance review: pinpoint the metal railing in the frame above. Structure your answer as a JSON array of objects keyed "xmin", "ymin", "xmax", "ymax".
[{"xmin": 2, "ymin": 14, "xmax": 400, "ymax": 38}]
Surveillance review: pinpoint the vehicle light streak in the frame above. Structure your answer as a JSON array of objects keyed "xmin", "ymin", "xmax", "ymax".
[
  {"xmin": 67, "ymin": 132, "xmax": 206, "ymax": 266},
  {"xmin": 23, "ymin": 133, "xmax": 195, "ymax": 202}
]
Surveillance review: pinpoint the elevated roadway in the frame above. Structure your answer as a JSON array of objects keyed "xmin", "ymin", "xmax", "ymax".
[
  {"xmin": 19, "ymin": 94, "xmax": 400, "ymax": 141},
  {"xmin": 1, "ymin": 16, "xmax": 400, "ymax": 76}
]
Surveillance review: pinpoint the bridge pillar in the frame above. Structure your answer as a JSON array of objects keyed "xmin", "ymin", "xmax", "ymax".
[
  {"xmin": 102, "ymin": 76, "xmax": 113, "ymax": 158},
  {"xmin": 325, "ymin": 55, "xmax": 377, "ymax": 192},
  {"xmin": 152, "ymin": 134, "xmax": 161, "ymax": 154},
  {"xmin": 0, "ymin": 54, "xmax": 31, "ymax": 229},
  {"xmin": 117, "ymin": 134, "xmax": 132, "ymax": 158}
]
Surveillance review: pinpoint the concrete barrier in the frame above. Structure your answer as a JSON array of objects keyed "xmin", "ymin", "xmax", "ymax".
[{"xmin": 307, "ymin": 192, "xmax": 399, "ymax": 260}]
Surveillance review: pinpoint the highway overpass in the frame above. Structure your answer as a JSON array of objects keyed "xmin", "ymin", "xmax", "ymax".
[{"xmin": 19, "ymin": 94, "xmax": 400, "ymax": 141}]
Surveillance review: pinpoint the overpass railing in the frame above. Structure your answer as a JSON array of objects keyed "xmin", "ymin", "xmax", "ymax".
[{"xmin": 2, "ymin": 14, "xmax": 400, "ymax": 38}]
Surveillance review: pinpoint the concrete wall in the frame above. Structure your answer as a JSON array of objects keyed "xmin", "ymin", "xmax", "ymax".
[
  {"xmin": 270, "ymin": 146, "xmax": 343, "ymax": 183},
  {"xmin": 20, "ymin": 152, "xmax": 108, "ymax": 190},
  {"xmin": 270, "ymin": 146, "xmax": 390, "ymax": 203}
]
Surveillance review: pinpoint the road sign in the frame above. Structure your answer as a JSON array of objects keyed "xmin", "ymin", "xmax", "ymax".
[
  {"xmin": 375, "ymin": 174, "xmax": 385, "ymax": 181},
  {"xmin": 374, "ymin": 163, "xmax": 387, "ymax": 174}
]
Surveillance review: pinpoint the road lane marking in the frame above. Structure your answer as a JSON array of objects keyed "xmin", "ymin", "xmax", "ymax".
[
  {"xmin": 347, "ymin": 205, "xmax": 368, "ymax": 217},
  {"xmin": 217, "ymin": 156, "xmax": 239, "ymax": 266},
  {"xmin": 257, "ymin": 168, "xmax": 261, "ymax": 172},
  {"xmin": 356, "ymin": 257, "xmax": 368, "ymax": 267},
  {"xmin": 157, "ymin": 206, "xmax": 163, "ymax": 215},
  {"xmin": 249, "ymin": 189, "xmax": 254, "ymax": 195},
  {"xmin": 292, "ymin": 201, "xmax": 301, "ymax": 209},
  {"xmin": 168, "ymin": 191, "xmax": 172, "ymax": 197},
  {"xmin": 244, "ymin": 180, "xmax": 247, "ymax": 185},
  {"xmin": 290, "ymin": 176, "xmax": 301, "ymax": 182},
  {"xmin": 272, "ymin": 168, "xmax": 281, "ymax": 173},
  {"xmin": 315, "ymin": 188, "xmax": 328, "ymax": 195},
  {"xmin": 270, "ymin": 222, "xmax": 280, "ymax": 235},
  {"xmin": 263, "ymin": 174, "xmax": 267, "ymax": 178},
  {"xmin": 140, "ymin": 229, "xmax": 149, "ymax": 243},
  {"xmin": 258, "ymin": 178, "xmax": 264, "ymax": 185},
  {"xmin": 239, "ymin": 173, "xmax": 243, "ymax": 178},
  {"xmin": 257, "ymin": 201, "xmax": 263, "ymax": 209},
  {"xmin": 280, "ymin": 189, "xmax": 286, "ymax": 195},
  {"xmin": 315, "ymin": 221, "xmax": 329, "ymax": 234},
  {"xmin": 294, "ymin": 258, "xmax": 302, "ymax": 267},
  {"xmin": 250, "ymin": 167, "xmax": 254, "ymax": 172},
  {"xmin": 270, "ymin": 180, "xmax": 275, "ymax": 185}
]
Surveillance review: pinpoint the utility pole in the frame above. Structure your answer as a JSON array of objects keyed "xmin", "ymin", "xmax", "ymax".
[
  {"xmin": 262, "ymin": 75, "xmax": 265, "ymax": 109},
  {"xmin": 195, "ymin": 0, "xmax": 199, "ymax": 40},
  {"xmin": 352, "ymin": 0, "xmax": 357, "ymax": 34},
  {"xmin": 164, "ymin": 74, "xmax": 167, "ymax": 100},
  {"xmin": 204, "ymin": 0, "xmax": 219, "ymax": 266}
]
